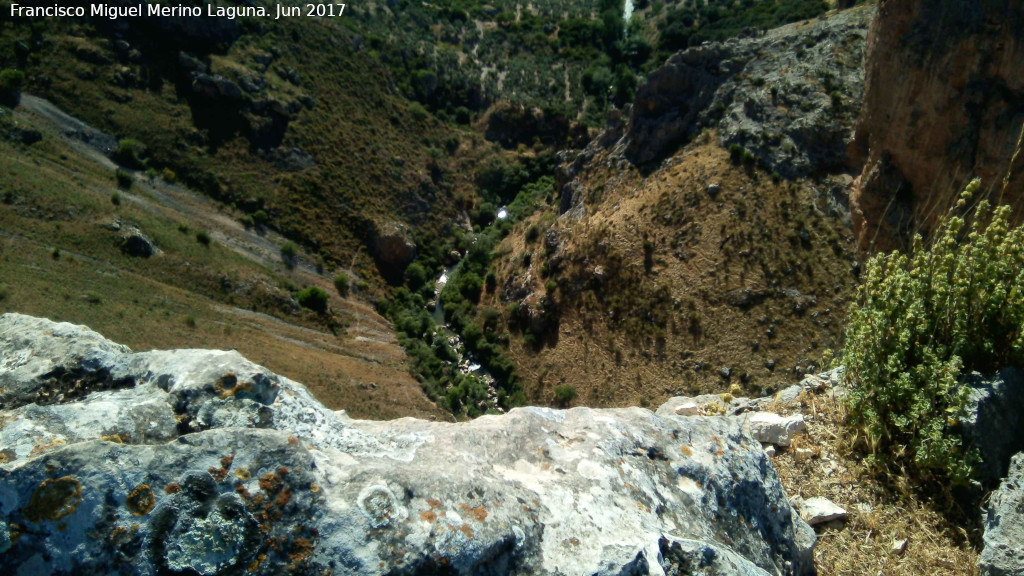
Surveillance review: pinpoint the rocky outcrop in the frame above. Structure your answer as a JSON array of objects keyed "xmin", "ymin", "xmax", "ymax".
[
  {"xmin": 850, "ymin": 0, "xmax": 1024, "ymax": 251},
  {"xmin": 618, "ymin": 7, "xmax": 871, "ymax": 178},
  {"xmin": 981, "ymin": 453, "xmax": 1024, "ymax": 576},
  {"xmin": 963, "ymin": 368, "xmax": 1024, "ymax": 484},
  {"xmin": 0, "ymin": 313, "xmax": 815, "ymax": 575},
  {"xmin": 371, "ymin": 220, "xmax": 417, "ymax": 280}
]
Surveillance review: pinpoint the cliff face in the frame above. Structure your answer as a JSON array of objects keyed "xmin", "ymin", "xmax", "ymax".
[
  {"xmin": 850, "ymin": 0, "xmax": 1024, "ymax": 251},
  {"xmin": 0, "ymin": 314, "xmax": 815, "ymax": 576},
  {"xmin": 618, "ymin": 7, "xmax": 871, "ymax": 180}
]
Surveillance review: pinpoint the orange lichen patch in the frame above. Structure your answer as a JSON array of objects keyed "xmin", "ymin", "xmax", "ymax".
[
  {"xmin": 680, "ymin": 445, "xmax": 693, "ymax": 457},
  {"xmin": 31, "ymin": 438, "xmax": 67, "ymax": 455},
  {"xmin": 259, "ymin": 472, "xmax": 283, "ymax": 495},
  {"xmin": 235, "ymin": 481, "xmax": 252, "ymax": 500},
  {"xmin": 427, "ymin": 498, "xmax": 442, "ymax": 509},
  {"xmin": 209, "ymin": 466, "xmax": 229, "ymax": 482},
  {"xmin": 234, "ymin": 467, "xmax": 252, "ymax": 481},
  {"xmin": 287, "ymin": 436, "xmax": 300, "ymax": 445},
  {"xmin": 458, "ymin": 524, "xmax": 474, "ymax": 539},
  {"xmin": 249, "ymin": 553, "xmax": 267, "ymax": 573},
  {"xmin": 273, "ymin": 487, "xmax": 292, "ymax": 507},
  {"xmin": 164, "ymin": 482, "xmax": 182, "ymax": 494},
  {"xmin": 126, "ymin": 484, "xmax": 155, "ymax": 516},
  {"xmin": 459, "ymin": 503, "xmax": 488, "ymax": 522},
  {"xmin": 220, "ymin": 454, "xmax": 235, "ymax": 469},
  {"xmin": 24, "ymin": 476, "xmax": 82, "ymax": 522},
  {"xmin": 288, "ymin": 537, "xmax": 314, "ymax": 563},
  {"xmin": 100, "ymin": 434, "xmax": 125, "ymax": 444},
  {"xmin": 420, "ymin": 510, "xmax": 438, "ymax": 523}
]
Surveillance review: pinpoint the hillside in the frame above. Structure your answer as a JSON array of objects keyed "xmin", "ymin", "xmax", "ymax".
[
  {"xmin": 0, "ymin": 92, "xmax": 445, "ymax": 420},
  {"xmin": 435, "ymin": 5, "xmax": 872, "ymax": 410}
]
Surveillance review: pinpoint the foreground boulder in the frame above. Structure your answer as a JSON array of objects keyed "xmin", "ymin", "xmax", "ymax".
[
  {"xmin": 982, "ymin": 453, "xmax": 1024, "ymax": 576},
  {"xmin": 0, "ymin": 313, "xmax": 814, "ymax": 575}
]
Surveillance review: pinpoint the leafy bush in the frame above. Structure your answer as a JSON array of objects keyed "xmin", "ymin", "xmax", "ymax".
[
  {"xmin": 195, "ymin": 230, "xmax": 212, "ymax": 246},
  {"xmin": 115, "ymin": 169, "xmax": 133, "ymax": 190},
  {"xmin": 113, "ymin": 139, "xmax": 146, "ymax": 169},
  {"xmin": 841, "ymin": 180, "xmax": 1024, "ymax": 483},
  {"xmin": 0, "ymin": 69, "xmax": 25, "ymax": 106},
  {"xmin": 408, "ymin": 101, "xmax": 430, "ymax": 121},
  {"xmin": 333, "ymin": 273, "xmax": 350, "ymax": 297},
  {"xmin": 280, "ymin": 242, "xmax": 298, "ymax": 269},
  {"xmin": 554, "ymin": 385, "xmax": 578, "ymax": 407},
  {"xmin": 296, "ymin": 286, "xmax": 329, "ymax": 314}
]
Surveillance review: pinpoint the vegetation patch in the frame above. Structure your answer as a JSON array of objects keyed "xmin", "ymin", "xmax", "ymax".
[{"xmin": 841, "ymin": 180, "xmax": 1024, "ymax": 483}]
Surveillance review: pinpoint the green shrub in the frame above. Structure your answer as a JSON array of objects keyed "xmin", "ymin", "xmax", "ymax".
[
  {"xmin": 554, "ymin": 385, "xmax": 578, "ymax": 407},
  {"xmin": 333, "ymin": 273, "xmax": 350, "ymax": 297},
  {"xmin": 280, "ymin": 242, "xmax": 298, "ymax": 268},
  {"xmin": 297, "ymin": 286, "xmax": 329, "ymax": 313},
  {"xmin": 115, "ymin": 169, "xmax": 133, "ymax": 189},
  {"xmin": 110, "ymin": 192, "xmax": 121, "ymax": 206},
  {"xmin": 0, "ymin": 69, "xmax": 25, "ymax": 106},
  {"xmin": 841, "ymin": 180, "xmax": 1024, "ymax": 483},
  {"xmin": 408, "ymin": 101, "xmax": 429, "ymax": 121},
  {"xmin": 196, "ymin": 230, "xmax": 211, "ymax": 246},
  {"xmin": 113, "ymin": 139, "xmax": 146, "ymax": 169}
]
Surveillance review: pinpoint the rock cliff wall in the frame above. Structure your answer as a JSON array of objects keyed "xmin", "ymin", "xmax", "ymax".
[
  {"xmin": 850, "ymin": 0, "xmax": 1024, "ymax": 251},
  {"xmin": 0, "ymin": 314, "xmax": 815, "ymax": 575}
]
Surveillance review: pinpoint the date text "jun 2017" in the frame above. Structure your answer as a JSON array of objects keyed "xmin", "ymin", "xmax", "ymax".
[{"xmin": 9, "ymin": 3, "xmax": 346, "ymax": 20}]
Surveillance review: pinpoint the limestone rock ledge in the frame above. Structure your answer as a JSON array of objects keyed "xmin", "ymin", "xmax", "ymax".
[{"xmin": 0, "ymin": 313, "xmax": 814, "ymax": 575}]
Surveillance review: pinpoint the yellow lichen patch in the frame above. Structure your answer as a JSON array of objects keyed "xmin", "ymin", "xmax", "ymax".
[
  {"xmin": 217, "ymin": 372, "xmax": 253, "ymax": 400},
  {"xmin": 234, "ymin": 467, "xmax": 252, "ymax": 481},
  {"xmin": 680, "ymin": 444, "xmax": 693, "ymax": 457},
  {"xmin": 0, "ymin": 450, "xmax": 14, "ymax": 464},
  {"xmin": 31, "ymin": 438, "xmax": 67, "ymax": 455},
  {"xmin": 100, "ymin": 434, "xmax": 125, "ymax": 444},
  {"xmin": 24, "ymin": 476, "xmax": 83, "ymax": 522},
  {"xmin": 126, "ymin": 484, "xmax": 155, "ymax": 516},
  {"xmin": 309, "ymin": 483, "xmax": 320, "ymax": 493}
]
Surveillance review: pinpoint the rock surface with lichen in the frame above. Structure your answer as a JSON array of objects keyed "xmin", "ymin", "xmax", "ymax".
[{"xmin": 0, "ymin": 313, "xmax": 815, "ymax": 575}]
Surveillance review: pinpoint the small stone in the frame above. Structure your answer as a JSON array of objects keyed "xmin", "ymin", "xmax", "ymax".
[
  {"xmin": 799, "ymin": 497, "xmax": 848, "ymax": 527},
  {"xmin": 746, "ymin": 412, "xmax": 807, "ymax": 447},
  {"xmin": 707, "ymin": 183, "xmax": 721, "ymax": 197},
  {"xmin": 675, "ymin": 402, "xmax": 700, "ymax": 416},
  {"xmin": 794, "ymin": 448, "xmax": 814, "ymax": 462},
  {"xmin": 892, "ymin": 538, "xmax": 908, "ymax": 555},
  {"xmin": 764, "ymin": 444, "xmax": 776, "ymax": 457}
]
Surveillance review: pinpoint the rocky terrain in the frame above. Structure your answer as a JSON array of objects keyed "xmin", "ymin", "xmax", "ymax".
[
  {"xmin": 4, "ymin": 313, "xmax": 1023, "ymax": 575},
  {"xmin": 616, "ymin": 6, "xmax": 870, "ymax": 179},
  {"xmin": 0, "ymin": 313, "xmax": 816, "ymax": 575},
  {"xmin": 850, "ymin": 0, "xmax": 1024, "ymax": 250}
]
